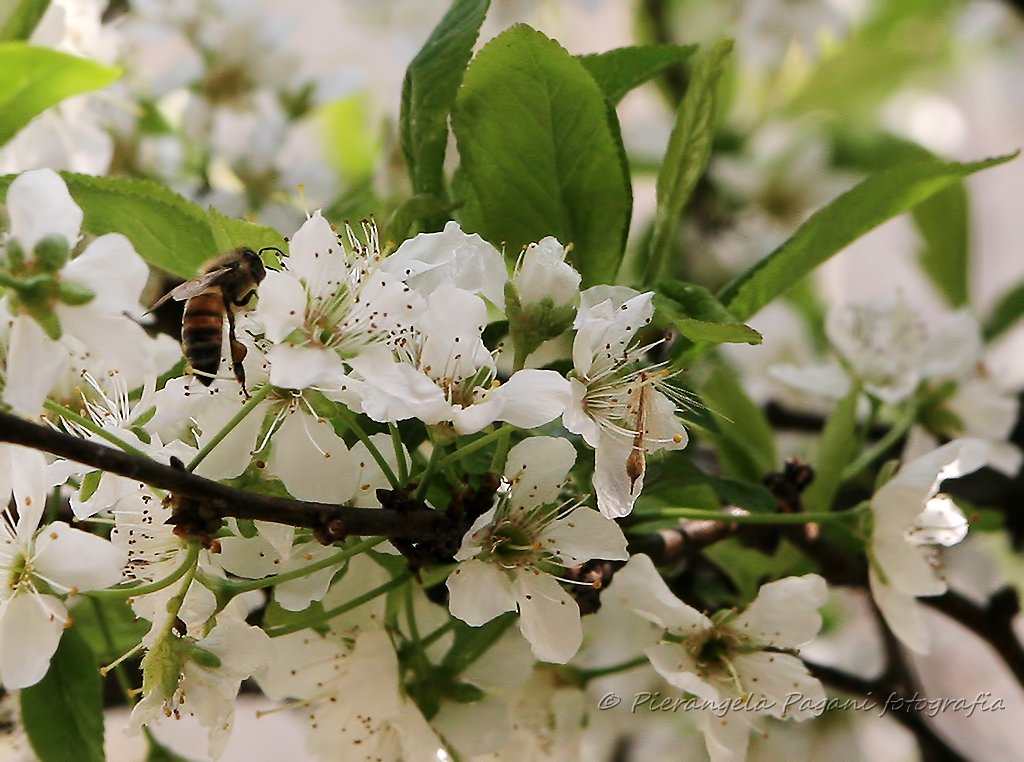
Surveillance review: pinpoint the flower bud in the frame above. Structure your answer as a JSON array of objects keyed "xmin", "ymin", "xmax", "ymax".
[
  {"xmin": 506, "ymin": 238, "xmax": 580, "ymax": 366},
  {"xmin": 33, "ymin": 234, "xmax": 71, "ymax": 273}
]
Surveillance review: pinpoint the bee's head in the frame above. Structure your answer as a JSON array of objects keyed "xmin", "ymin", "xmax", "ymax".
[{"xmin": 240, "ymin": 247, "xmax": 267, "ymax": 283}]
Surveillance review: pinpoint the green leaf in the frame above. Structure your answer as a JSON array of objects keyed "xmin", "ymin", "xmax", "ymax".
[
  {"xmin": 699, "ymin": 365, "xmax": 777, "ymax": 481},
  {"xmin": 984, "ymin": 279, "xmax": 1024, "ymax": 341},
  {"xmin": 655, "ymin": 280, "xmax": 761, "ymax": 347},
  {"xmin": 0, "ymin": 0, "xmax": 49, "ymax": 41},
  {"xmin": 718, "ymin": 153, "xmax": 1017, "ymax": 323},
  {"xmin": 802, "ymin": 382, "xmax": 861, "ymax": 513},
  {"xmin": 643, "ymin": 40, "xmax": 732, "ymax": 284},
  {"xmin": 911, "ymin": 181, "xmax": 968, "ymax": 306},
  {"xmin": 578, "ymin": 44, "xmax": 695, "ymax": 105},
  {"xmin": 71, "ymin": 597, "xmax": 150, "ymax": 662},
  {"xmin": 400, "ymin": 0, "xmax": 489, "ymax": 202},
  {"xmin": 0, "ymin": 173, "xmax": 284, "ymax": 278},
  {"xmin": 453, "ymin": 25, "xmax": 632, "ymax": 287},
  {"xmin": 0, "ymin": 43, "xmax": 120, "ymax": 146},
  {"xmin": 707, "ymin": 476, "xmax": 777, "ymax": 513},
  {"xmin": 206, "ymin": 206, "xmax": 286, "ymax": 260},
  {"xmin": 21, "ymin": 627, "xmax": 104, "ymax": 762}
]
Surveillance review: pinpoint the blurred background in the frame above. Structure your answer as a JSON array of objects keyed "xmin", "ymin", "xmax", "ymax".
[{"xmin": 5, "ymin": 0, "xmax": 1024, "ymax": 759}]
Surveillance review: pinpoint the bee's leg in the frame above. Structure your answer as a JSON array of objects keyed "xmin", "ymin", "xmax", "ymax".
[
  {"xmin": 225, "ymin": 307, "xmax": 249, "ymax": 398},
  {"xmin": 232, "ymin": 289, "xmax": 258, "ymax": 308}
]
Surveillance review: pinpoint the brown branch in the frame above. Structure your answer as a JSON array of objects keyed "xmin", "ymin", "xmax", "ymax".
[{"xmin": 0, "ymin": 410, "xmax": 448, "ymax": 542}]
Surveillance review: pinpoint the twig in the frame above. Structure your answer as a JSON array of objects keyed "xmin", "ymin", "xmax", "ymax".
[{"xmin": 0, "ymin": 410, "xmax": 448, "ymax": 542}]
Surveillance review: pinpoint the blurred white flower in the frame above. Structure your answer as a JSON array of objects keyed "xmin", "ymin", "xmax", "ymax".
[
  {"xmin": 868, "ymin": 438, "xmax": 988, "ymax": 653},
  {"xmin": 613, "ymin": 554, "xmax": 828, "ymax": 762}
]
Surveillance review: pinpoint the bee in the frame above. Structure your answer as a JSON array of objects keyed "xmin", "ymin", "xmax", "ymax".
[{"xmin": 150, "ymin": 247, "xmax": 273, "ymax": 397}]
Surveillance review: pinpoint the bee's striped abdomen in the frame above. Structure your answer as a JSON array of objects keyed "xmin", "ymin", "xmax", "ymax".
[{"xmin": 182, "ymin": 291, "xmax": 225, "ymax": 386}]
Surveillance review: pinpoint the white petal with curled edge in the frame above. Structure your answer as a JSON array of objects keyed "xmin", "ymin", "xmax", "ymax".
[
  {"xmin": 513, "ymin": 571, "xmax": 582, "ymax": 664},
  {"xmin": 4, "ymin": 314, "xmax": 67, "ymax": 418},
  {"xmin": 889, "ymin": 438, "xmax": 988, "ymax": 497},
  {"xmin": 611, "ymin": 554, "xmax": 712, "ymax": 633},
  {"xmin": 286, "ymin": 210, "xmax": 348, "ymax": 302},
  {"xmin": 348, "ymin": 345, "xmax": 450, "ymax": 425},
  {"xmin": 0, "ymin": 593, "xmax": 67, "ymax": 688},
  {"xmin": 446, "ymin": 559, "xmax": 516, "ymax": 627},
  {"xmin": 267, "ymin": 413, "xmax": 358, "ymax": 503},
  {"xmin": 384, "ymin": 220, "xmax": 507, "ymax": 308},
  {"xmin": 562, "ymin": 377, "xmax": 601, "ymax": 448},
  {"xmin": 7, "ymin": 168, "xmax": 82, "ymax": 253},
  {"xmin": 869, "ymin": 567, "xmax": 930, "ymax": 654},
  {"xmin": 454, "ymin": 369, "xmax": 570, "ymax": 436},
  {"xmin": 267, "ymin": 343, "xmax": 350, "ymax": 391},
  {"xmin": 593, "ymin": 429, "xmax": 641, "ymax": 519},
  {"xmin": 62, "ymin": 233, "xmax": 149, "ymax": 317},
  {"xmin": 731, "ymin": 574, "xmax": 827, "ymax": 649},
  {"xmin": 33, "ymin": 522, "xmax": 126, "ymax": 592},
  {"xmin": 217, "ymin": 535, "xmax": 282, "ymax": 579},
  {"xmin": 731, "ymin": 650, "xmax": 825, "ymax": 720},
  {"xmin": 503, "ymin": 437, "xmax": 575, "ymax": 510},
  {"xmin": 908, "ymin": 495, "xmax": 968, "ymax": 547},
  {"xmin": 645, "ymin": 642, "xmax": 718, "ymax": 702},
  {"xmin": 255, "ymin": 269, "xmax": 306, "ymax": 343},
  {"xmin": 454, "ymin": 507, "xmax": 497, "ymax": 561},
  {"xmin": 873, "ymin": 529, "xmax": 945, "ymax": 598},
  {"xmin": 545, "ymin": 507, "xmax": 628, "ymax": 565}
]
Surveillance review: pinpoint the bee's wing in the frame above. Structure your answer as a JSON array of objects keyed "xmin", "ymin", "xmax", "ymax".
[{"xmin": 145, "ymin": 268, "xmax": 233, "ymax": 314}]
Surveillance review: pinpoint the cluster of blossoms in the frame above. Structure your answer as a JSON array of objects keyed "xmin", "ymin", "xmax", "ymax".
[{"xmin": 0, "ymin": 163, "xmax": 1015, "ymax": 761}]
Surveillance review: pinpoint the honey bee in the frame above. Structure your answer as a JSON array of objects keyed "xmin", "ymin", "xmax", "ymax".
[{"xmin": 150, "ymin": 247, "xmax": 273, "ymax": 397}]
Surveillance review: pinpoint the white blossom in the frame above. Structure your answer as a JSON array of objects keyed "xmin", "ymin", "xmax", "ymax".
[
  {"xmin": 868, "ymin": 438, "xmax": 988, "ymax": 653},
  {"xmin": 446, "ymin": 437, "xmax": 628, "ymax": 663},
  {"xmin": 564, "ymin": 287, "xmax": 689, "ymax": 518},
  {"xmin": 613, "ymin": 554, "xmax": 827, "ymax": 762}
]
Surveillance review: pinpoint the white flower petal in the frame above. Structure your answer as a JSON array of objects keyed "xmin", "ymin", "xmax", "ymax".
[
  {"xmin": 611, "ymin": 554, "xmax": 712, "ymax": 633},
  {"xmin": 593, "ymin": 430, "xmax": 642, "ymax": 519},
  {"xmin": 503, "ymin": 437, "xmax": 575, "ymax": 510},
  {"xmin": 447, "ymin": 559, "xmax": 516, "ymax": 627},
  {"xmin": 384, "ymin": 221, "xmax": 507, "ymax": 308},
  {"xmin": 545, "ymin": 507, "xmax": 628, "ymax": 565},
  {"xmin": 267, "ymin": 413, "xmax": 358, "ymax": 503},
  {"xmin": 646, "ymin": 642, "xmax": 718, "ymax": 701},
  {"xmin": 10, "ymin": 446, "xmax": 48, "ymax": 540},
  {"xmin": 4, "ymin": 314, "xmax": 67, "ymax": 418},
  {"xmin": 731, "ymin": 650, "xmax": 825, "ymax": 720},
  {"xmin": 869, "ymin": 567, "xmax": 930, "ymax": 654},
  {"xmin": 456, "ymin": 369, "xmax": 569, "ymax": 434},
  {"xmin": 255, "ymin": 269, "xmax": 306, "ymax": 343},
  {"xmin": 730, "ymin": 574, "xmax": 827, "ymax": 649},
  {"xmin": 286, "ymin": 210, "xmax": 348, "ymax": 301},
  {"xmin": 513, "ymin": 571, "xmax": 582, "ymax": 664},
  {"xmin": 267, "ymin": 344, "xmax": 350, "ymax": 390},
  {"xmin": 0, "ymin": 593, "xmax": 66, "ymax": 688},
  {"xmin": 33, "ymin": 522, "xmax": 126, "ymax": 592},
  {"xmin": 514, "ymin": 237, "xmax": 580, "ymax": 309},
  {"xmin": 61, "ymin": 233, "xmax": 148, "ymax": 317},
  {"xmin": 7, "ymin": 168, "xmax": 82, "ymax": 253}
]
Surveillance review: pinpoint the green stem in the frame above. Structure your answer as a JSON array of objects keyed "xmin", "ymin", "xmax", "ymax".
[
  {"xmin": 86, "ymin": 541, "xmax": 201, "ymax": 600},
  {"xmin": 577, "ymin": 654, "xmax": 650, "ymax": 682},
  {"xmin": 187, "ymin": 384, "xmax": 271, "ymax": 471},
  {"xmin": 417, "ymin": 427, "xmax": 505, "ymax": 477},
  {"xmin": 628, "ymin": 505, "xmax": 869, "ymax": 526},
  {"xmin": 90, "ymin": 597, "xmax": 136, "ymax": 703},
  {"xmin": 841, "ymin": 405, "xmax": 917, "ymax": 483},
  {"xmin": 266, "ymin": 572, "xmax": 411, "ymax": 637},
  {"xmin": 333, "ymin": 406, "xmax": 400, "ymax": 489},
  {"xmin": 225, "ymin": 537, "xmax": 385, "ymax": 595},
  {"xmin": 390, "ymin": 423, "xmax": 409, "ymax": 483},
  {"xmin": 43, "ymin": 400, "xmax": 147, "ymax": 457},
  {"xmin": 414, "ymin": 439, "xmax": 445, "ymax": 501},
  {"xmin": 420, "ymin": 620, "xmax": 454, "ymax": 651}
]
